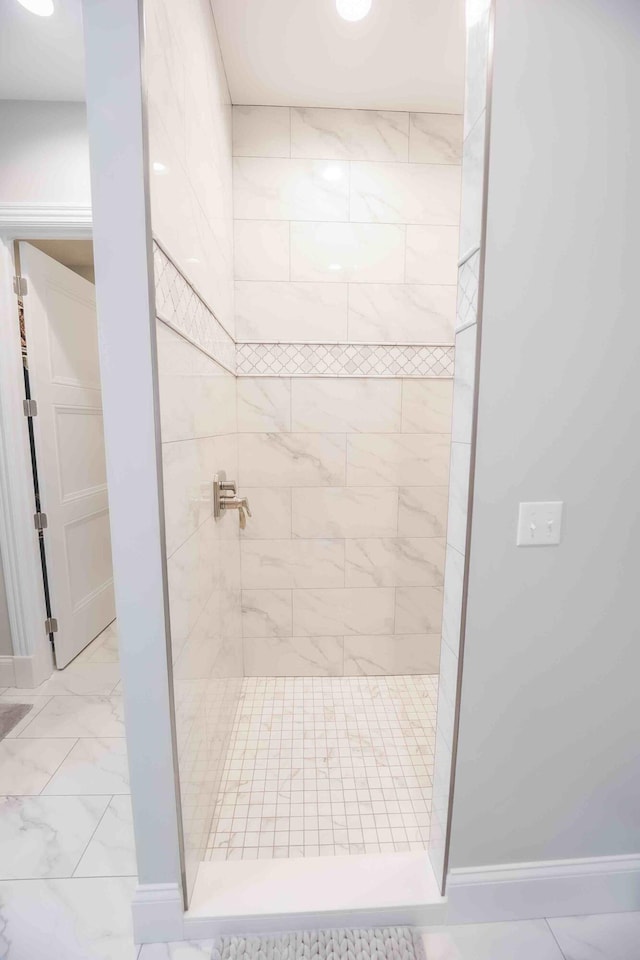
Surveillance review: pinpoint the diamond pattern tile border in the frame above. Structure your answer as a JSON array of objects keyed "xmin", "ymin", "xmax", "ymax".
[
  {"xmin": 456, "ymin": 249, "xmax": 480, "ymax": 331},
  {"xmin": 236, "ymin": 343, "xmax": 455, "ymax": 378},
  {"xmin": 153, "ymin": 242, "xmax": 236, "ymax": 373},
  {"xmin": 153, "ymin": 243, "xmax": 455, "ymax": 378}
]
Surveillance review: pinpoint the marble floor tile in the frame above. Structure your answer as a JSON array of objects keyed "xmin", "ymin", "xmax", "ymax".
[
  {"xmin": 0, "ymin": 694, "xmax": 53, "ymax": 738},
  {"xmin": 19, "ymin": 696, "xmax": 125, "ymax": 739},
  {"xmin": 0, "ymin": 738, "xmax": 76, "ymax": 795},
  {"xmin": 75, "ymin": 796, "xmax": 136, "ymax": 877},
  {"xmin": 0, "ymin": 795, "xmax": 110, "ymax": 878},
  {"xmin": 420, "ymin": 919, "xmax": 565, "ymax": 960},
  {"xmin": 548, "ymin": 911, "xmax": 640, "ymax": 960},
  {"xmin": 139, "ymin": 941, "xmax": 213, "ymax": 959},
  {"xmin": 7, "ymin": 662, "xmax": 121, "ymax": 698},
  {"xmin": 74, "ymin": 622, "xmax": 119, "ymax": 664},
  {"xmin": 42, "ymin": 738, "xmax": 130, "ymax": 796},
  {"xmin": 0, "ymin": 876, "xmax": 138, "ymax": 959}
]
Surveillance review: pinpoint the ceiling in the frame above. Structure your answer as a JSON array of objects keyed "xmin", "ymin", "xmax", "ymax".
[
  {"xmin": 211, "ymin": 0, "xmax": 465, "ymax": 113},
  {"xmin": 0, "ymin": 0, "xmax": 85, "ymax": 101}
]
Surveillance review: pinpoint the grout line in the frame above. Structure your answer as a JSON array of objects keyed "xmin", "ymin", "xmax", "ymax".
[
  {"xmin": 71, "ymin": 793, "xmax": 114, "ymax": 877},
  {"xmin": 36, "ymin": 737, "xmax": 80, "ymax": 795}
]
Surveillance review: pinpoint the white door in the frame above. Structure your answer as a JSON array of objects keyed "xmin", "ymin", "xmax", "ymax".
[{"xmin": 20, "ymin": 243, "xmax": 115, "ymax": 667}]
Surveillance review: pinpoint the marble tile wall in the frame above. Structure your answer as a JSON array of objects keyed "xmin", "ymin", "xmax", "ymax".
[
  {"xmin": 237, "ymin": 376, "xmax": 452, "ymax": 677},
  {"xmin": 428, "ymin": 0, "xmax": 492, "ymax": 884},
  {"xmin": 145, "ymin": 0, "xmax": 241, "ymax": 897},
  {"xmin": 232, "ymin": 105, "xmax": 461, "ymax": 346},
  {"xmin": 232, "ymin": 106, "xmax": 461, "ymax": 677}
]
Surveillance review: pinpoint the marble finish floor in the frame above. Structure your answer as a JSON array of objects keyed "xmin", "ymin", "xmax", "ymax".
[
  {"xmin": 206, "ymin": 675, "xmax": 437, "ymax": 861},
  {"xmin": 0, "ymin": 621, "xmax": 140, "ymax": 959}
]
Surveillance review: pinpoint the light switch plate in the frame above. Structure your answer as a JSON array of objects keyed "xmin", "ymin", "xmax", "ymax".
[{"xmin": 517, "ymin": 501, "xmax": 564, "ymax": 546}]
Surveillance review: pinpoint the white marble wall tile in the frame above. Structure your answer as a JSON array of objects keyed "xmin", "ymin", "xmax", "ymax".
[
  {"xmin": 441, "ymin": 544, "xmax": 465, "ymax": 656},
  {"xmin": 421, "ymin": 919, "xmax": 566, "ymax": 960},
  {"xmin": 409, "ymin": 113, "xmax": 464, "ymax": 164},
  {"xmin": 405, "ymin": 225, "xmax": 459, "ymax": 284},
  {"xmin": 395, "ymin": 586, "xmax": 444, "ymax": 634},
  {"xmin": 291, "ymin": 107, "xmax": 409, "ymax": 161},
  {"xmin": 241, "ymin": 589, "xmax": 292, "ymax": 638},
  {"xmin": 0, "ymin": 795, "xmax": 110, "ymax": 878},
  {"xmin": 347, "ymin": 434, "xmax": 450, "ymax": 486},
  {"xmin": 234, "ymin": 220, "xmax": 290, "ymax": 281},
  {"xmin": 233, "ymin": 158, "xmax": 349, "ymax": 221},
  {"xmin": 290, "ymin": 222, "xmax": 405, "ymax": 283},
  {"xmin": 0, "ymin": 739, "xmax": 76, "ymax": 795},
  {"xmin": 162, "ymin": 437, "xmax": 215, "ymax": 557},
  {"xmin": 233, "ymin": 106, "xmax": 290, "ymax": 158},
  {"xmin": 240, "ymin": 540, "xmax": 344, "ymax": 589},
  {"xmin": 19, "ymin": 696, "xmax": 125, "ymax": 739},
  {"xmin": 344, "ymin": 634, "xmax": 440, "ymax": 676},
  {"xmin": 167, "ymin": 519, "xmax": 216, "ymax": 643},
  {"xmin": 235, "ymin": 281, "xmax": 348, "ymax": 340},
  {"xmin": 398, "ymin": 487, "xmax": 449, "ymax": 538},
  {"xmin": 239, "ymin": 433, "xmax": 346, "ymax": 486},
  {"xmin": 237, "ymin": 378, "xmax": 291, "ymax": 432},
  {"xmin": 548, "ymin": 912, "xmax": 640, "ymax": 960},
  {"xmin": 156, "ymin": 324, "xmax": 236, "ymax": 442},
  {"xmin": 291, "ymin": 487, "xmax": 398, "ymax": 539},
  {"xmin": 239, "ymin": 488, "xmax": 292, "ymax": 540},
  {"xmin": 402, "ymin": 379, "xmax": 453, "ymax": 433},
  {"xmin": 291, "ymin": 378, "xmax": 401, "ymax": 433},
  {"xmin": 42, "ymin": 739, "xmax": 130, "ymax": 796},
  {"xmin": 459, "ymin": 113, "xmax": 486, "ymax": 257},
  {"xmin": 350, "ymin": 162, "xmax": 461, "ymax": 225},
  {"xmin": 292, "ymin": 588, "xmax": 395, "ymax": 636},
  {"xmin": 347, "ymin": 283, "xmax": 456, "ymax": 343},
  {"xmin": 346, "ymin": 537, "xmax": 445, "ymax": 588},
  {"xmin": 451, "ymin": 323, "xmax": 477, "ymax": 444},
  {"xmin": 73, "ymin": 796, "xmax": 135, "ymax": 878},
  {"xmin": 464, "ymin": 1, "xmax": 492, "ymax": 138},
  {"xmin": 446, "ymin": 441, "xmax": 471, "ymax": 554},
  {"xmin": 0, "ymin": 876, "xmax": 138, "ymax": 960},
  {"xmin": 243, "ymin": 636, "xmax": 344, "ymax": 677}
]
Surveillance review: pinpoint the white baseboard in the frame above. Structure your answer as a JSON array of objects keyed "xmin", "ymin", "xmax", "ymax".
[
  {"xmin": 0, "ymin": 648, "xmax": 54, "ymax": 689},
  {"xmin": 446, "ymin": 853, "xmax": 640, "ymax": 923},
  {"xmin": 131, "ymin": 883, "xmax": 184, "ymax": 944},
  {"xmin": 0, "ymin": 657, "xmax": 15, "ymax": 687}
]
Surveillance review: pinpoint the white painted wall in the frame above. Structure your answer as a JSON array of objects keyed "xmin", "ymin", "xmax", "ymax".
[
  {"xmin": 0, "ymin": 556, "xmax": 11, "ymax": 656},
  {"xmin": 0, "ymin": 101, "xmax": 90, "ymax": 206},
  {"xmin": 449, "ymin": 0, "xmax": 640, "ymax": 869}
]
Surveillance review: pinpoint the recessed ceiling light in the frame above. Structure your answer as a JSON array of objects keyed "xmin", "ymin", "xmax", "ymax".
[
  {"xmin": 17, "ymin": 0, "xmax": 54, "ymax": 16},
  {"xmin": 336, "ymin": 0, "xmax": 372, "ymax": 22}
]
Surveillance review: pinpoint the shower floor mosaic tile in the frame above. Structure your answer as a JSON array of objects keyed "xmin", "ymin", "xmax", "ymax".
[{"xmin": 205, "ymin": 674, "xmax": 437, "ymax": 861}]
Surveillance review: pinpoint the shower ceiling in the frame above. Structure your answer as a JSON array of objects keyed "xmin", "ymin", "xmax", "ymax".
[{"xmin": 210, "ymin": 0, "xmax": 465, "ymax": 113}]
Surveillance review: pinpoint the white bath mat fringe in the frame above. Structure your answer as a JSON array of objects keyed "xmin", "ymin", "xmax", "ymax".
[{"xmin": 212, "ymin": 927, "xmax": 425, "ymax": 960}]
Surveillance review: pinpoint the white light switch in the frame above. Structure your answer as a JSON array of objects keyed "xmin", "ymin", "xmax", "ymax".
[{"xmin": 517, "ymin": 501, "xmax": 563, "ymax": 546}]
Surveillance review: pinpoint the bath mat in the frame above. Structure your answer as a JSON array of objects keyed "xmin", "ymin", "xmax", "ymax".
[
  {"xmin": 212, "ymin": 927, "xmax": 425, "ymax": 960},
  {"xmin": 0, "ymin": 703, "xmax": 32, "ymax": 740}
]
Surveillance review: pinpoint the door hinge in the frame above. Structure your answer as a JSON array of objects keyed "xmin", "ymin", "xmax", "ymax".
[
  {"xmin": 44, "ymin": 617, "xmax": 58, "ymax": 634},
  {"xmin": 33, "ymin": 512, "xmax": 48, "ymax": 531},
  {"xmin": 23, "ymin": 398, "xmax": 38, "ymax": 417},
  {"xmin": 13, "ymin": 276, "xmax": 28, "ymax": 296}
]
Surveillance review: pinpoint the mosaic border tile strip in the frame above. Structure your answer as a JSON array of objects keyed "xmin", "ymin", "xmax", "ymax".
[
  {"xmin": 236, "ymin": 342, "xmax": 455, "ymax": 378},
  {"xmin": 153, "ymin": 244, "xmax": 455, "ymax": 378},
  {"xmin": 456, "ymin": 249, "xmax": 480, "ymax": 332},
  {"xmin": 153, "ymin": 242, "xmax": 236, "ymax": 373}
]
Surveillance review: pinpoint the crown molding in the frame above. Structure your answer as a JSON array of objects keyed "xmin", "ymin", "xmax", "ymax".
[{"xmin": 0, "ymin": 203, "xmax": 92, "ymax": 237}]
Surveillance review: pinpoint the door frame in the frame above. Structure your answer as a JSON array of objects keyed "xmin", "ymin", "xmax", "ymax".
[{"xmin": 0, "ymin": 213, "xmax": 91, "ymax": 687}]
